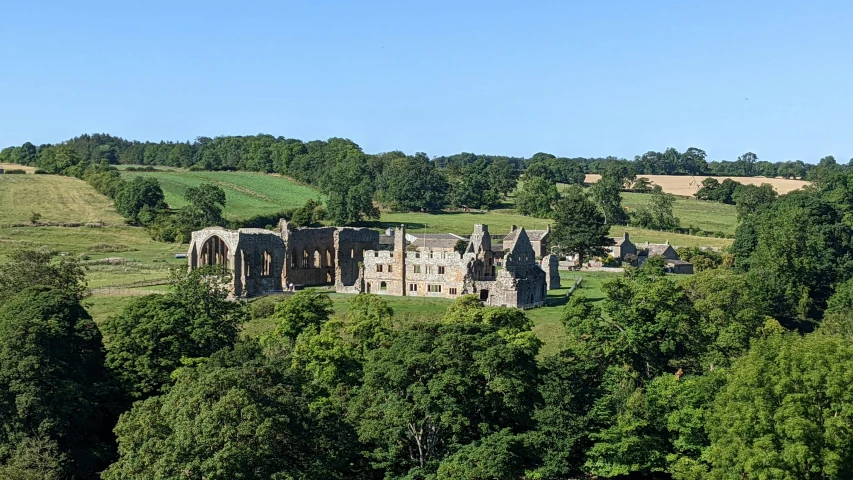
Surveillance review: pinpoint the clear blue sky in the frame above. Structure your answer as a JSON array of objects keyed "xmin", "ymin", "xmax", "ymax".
[{"xmin": 2, "ymin": 1, "xmax": 851, "ymax": 163}]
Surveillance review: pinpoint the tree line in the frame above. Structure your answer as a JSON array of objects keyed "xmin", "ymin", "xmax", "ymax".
[
  {"xmin": 3, "ymin": 134, "xmax": 837, "ymax": 179},
  {"xmin": 2, "ymin": 134, "xmax": 845, "ymax": 223}
]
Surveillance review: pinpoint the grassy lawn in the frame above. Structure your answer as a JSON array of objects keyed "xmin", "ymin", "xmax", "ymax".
[
  {"xmin": 0, "ymin": 225, "xmax": 187, "ymax": 289},
  {"xmin": 621, "ymin": 192, "xmax": 737, "ymax": 237},
  {"xmin": 120, "ymin": 170, "xmax": 321, "ymax": 220},
  {"xmin": 0, "ymin": 174, "xmax": 125, "ymax": 225}
]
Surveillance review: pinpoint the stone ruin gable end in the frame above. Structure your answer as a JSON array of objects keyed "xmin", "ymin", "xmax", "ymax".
[
  {"xmin": 334, "ymin": 227, "xmax": 381, "ymax": 293},
  {"xmin": 489, "ymin": 228, "xmax": 548, "ymax": 308},
  {"xmin": 282, "ymin": 225, "xmax": 338, "ymax": 287},
  {"xmin": 541, "ymin": 254, "xmax": 561, "ymax": 290},
  {"xmin": 188, "ymin": 227, "xmax": 285, "ymax": 298},
  {"xmin": 504, "ymin": 228, "xmax": 537, "ymax": 268}
]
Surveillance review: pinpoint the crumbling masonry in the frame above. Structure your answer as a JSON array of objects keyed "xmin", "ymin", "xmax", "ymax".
[{"xmin": 187, "ymin": 221, "xmax": 551, "ymax": 308}]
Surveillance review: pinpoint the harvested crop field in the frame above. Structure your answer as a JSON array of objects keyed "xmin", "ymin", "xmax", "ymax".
[
  {"xmin": 0, "ymin": 163, "xmax": 37, "ymax": 173},
  {"xmin": 585, "ymin": 174, "xmax": 809, "ymax": 196}
]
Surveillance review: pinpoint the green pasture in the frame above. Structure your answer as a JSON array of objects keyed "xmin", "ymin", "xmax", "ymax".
[
  {"xmin": 0, "ymin": 174, "xmax": 125, "ymax": 225},
  {"xmin": 119, "ymin": 170, "xmax": 321, "ymax": 220},
  {"xmin": 621, "ymin": 192, "xmax": 737, "ymax": 237}
]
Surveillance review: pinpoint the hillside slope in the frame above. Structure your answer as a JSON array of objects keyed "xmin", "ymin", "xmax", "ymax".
[
  {"xmin": 0, "ymin": 174, "xmax": 125, "ymax": 224},
  {"xmin": 119, "ymin": 170, "xmax": 322, "ymax": 220}
]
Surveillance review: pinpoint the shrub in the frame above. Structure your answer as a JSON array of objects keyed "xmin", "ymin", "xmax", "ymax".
[{"xmin": 3, "ymin": 169, "xmax": 27, "ymax": 174}]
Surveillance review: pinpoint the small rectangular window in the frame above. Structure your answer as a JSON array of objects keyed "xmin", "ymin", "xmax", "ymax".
[
  {"xmin": 388, "ymin": 265, "xmax": 393, "ymax": 273},
  {"xmin": 449, "ymin": 287, "xmax": 457, "ymax": 295},
  {"xmin": 428, "ymin": 284, "xmax": 442, "ymax": 293},
  {"xmin": 409, "ymin": 283, "xmax": 418, "ymax": 292},
  {"xmin": 413, "ymin": 265, "xmax": 421, "ymax": 274},
  {"xmin": 376, "ymin": 264, "xmax": 383, "ymax": 272},
  {"xmin": 438, "ymin": 266, "xmax": 445, "ymax": 274},
  {"xmin": 425, "ymin": 266, "xmax": 432, "ymax": 274}
]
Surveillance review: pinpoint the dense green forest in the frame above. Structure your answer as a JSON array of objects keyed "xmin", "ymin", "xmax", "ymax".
[{"xmin": 2, "ymin": 162, "xmax": 853, "ymax": 478}]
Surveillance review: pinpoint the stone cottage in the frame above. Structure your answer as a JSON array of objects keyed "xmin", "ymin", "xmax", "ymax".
[{"xmin": 636, "ymin": 241, "xmax": 694, "ymax": 274}]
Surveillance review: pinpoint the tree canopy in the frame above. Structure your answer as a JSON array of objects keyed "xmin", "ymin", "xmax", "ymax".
[{"xmin": 550, "ymin": 185, "xmax": 613, "ymax": 266}]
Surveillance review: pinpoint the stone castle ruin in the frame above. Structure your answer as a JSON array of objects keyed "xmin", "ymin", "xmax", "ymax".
[{"xmin": 187, "ymin": 221, "xmax": 554, "ymax": 308}]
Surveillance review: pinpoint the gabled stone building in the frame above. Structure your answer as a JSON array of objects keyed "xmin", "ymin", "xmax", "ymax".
[
  {"xmin": 187, "ymin": 221, "xmax": 550, "ymax": 308},
  {"xmin": 503, "ymin": 224, "xmax": 551, "ymax": 257}
]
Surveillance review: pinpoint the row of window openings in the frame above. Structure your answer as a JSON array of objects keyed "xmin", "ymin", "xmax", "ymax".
[
  {"xmin": 290, "ymin": 249, "xmax": 334, "ymax": 269},
  {"xmin": 244, "ymin": 251, "xmax": 274, "ymax": 278},
  {"xmin": 412, "ymin": 265, "xmax": 445, "ymax": 274},
  {"xmin": 374, "ymin": 265, "xmax": 447, "ymax": 275},
  {"xmin": 408, "ymin": 284, "xmax": 457, "ymax": 295}
]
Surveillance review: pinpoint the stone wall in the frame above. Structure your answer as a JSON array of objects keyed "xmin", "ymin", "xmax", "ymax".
[
  {"xmin": 188, "ymin": 227, "xmax": 285, "ymax": 297},
  {"xmin": 334, "ymin": 227, "xmax": 381, "ymax": 293},
  {"xmin": 282, "ymin": 225, "xmax": 337, "ymax": 287},
  {"xmin": 541, "ymin": 254, "xmax": 561, "ymax": 290}
]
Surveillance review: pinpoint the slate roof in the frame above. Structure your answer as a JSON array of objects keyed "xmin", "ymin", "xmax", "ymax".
[
  {"xmin": 405, "ymin": 233, "xmax": 465, "ymax": 241},
  {"xmin": 378, "ymin": 235, "xmax": 395, "ymax": 245},
  {"xmin": 505, "ymin": 229, "xmax": 549, "ymax": 242},
  {"xmin": 639, "ymin": 244, "xmax": 673, "ymax": 257},
  {"xmin": 415, "ymin": 238, "xmax": 463, "ymax": 250}
]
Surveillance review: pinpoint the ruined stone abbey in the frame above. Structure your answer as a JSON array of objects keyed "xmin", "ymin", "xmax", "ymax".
[{"xmin": 187, "ymin": 220, "xmax": 556, "ymax": 308}]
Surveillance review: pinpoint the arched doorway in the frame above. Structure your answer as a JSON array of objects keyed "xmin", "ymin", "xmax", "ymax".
[{"xmin": 200, "ymin": 236, "xmax": 229, "ymax": 267}]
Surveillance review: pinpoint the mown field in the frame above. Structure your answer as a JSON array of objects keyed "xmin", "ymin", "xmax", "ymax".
[
  {"xmin": 120, "ymin": 170, "xmax": 321, "ymax": 220},
  {"xmin": 622, "ymin": 192, "xmax": 737, "ymax": 236},
  {"xmin": 0, "ymin": 163, "xmax": 37, "ymax": 173},
  {"xmin": 585, "ymin": 173, "xmax": 809, "ymax": 196},
  {"xmin": 0, "ymin": 174, "xmax": 125, "ymax": 224}
]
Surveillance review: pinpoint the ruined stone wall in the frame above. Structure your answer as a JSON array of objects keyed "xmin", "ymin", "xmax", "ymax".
[
  {"xmin": 334, "ymin": 228, "xmax": 381, "ymax": 293},
  {"xmin": 236, "ymin": 229, "xmax": 285, "ymax": 296},
  {"xmin": 188, "ymin": 227, "xmax": 285, "ymax": 298},
  {"xmin": 361, "ymin": 250, "xmax": 403, "ymax": 296},
  {"xmin": 541, "ymin": 254, "xmax": 561, "ymax": 290},
  {"xmin": 478, "ymin": 265, "xmax": 546, "ymax": 309},
  {"xmin": 283, "ymin": 227, "xmax": 337, "ymax": 287}
]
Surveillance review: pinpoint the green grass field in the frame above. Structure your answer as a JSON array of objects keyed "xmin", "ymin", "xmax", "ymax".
[
  {"xmin": 621, "ymin": 192, "xmax": 737, "ymax": 236},
  {"xmin": 0, "ymin": 174, "xmax": 125, "ymax": 225},
  {"xmin": 120, "ymin": 170, "xmax": 321, "ymax": 220},
  {"xmin": 550, "ymin": 183, "xmax": 738, "ymax": 238}
]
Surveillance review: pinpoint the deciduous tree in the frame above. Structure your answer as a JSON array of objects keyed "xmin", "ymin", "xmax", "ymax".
[{"xmin": 550, "ymin": 185, "xmax": 613, "ymax": 266}]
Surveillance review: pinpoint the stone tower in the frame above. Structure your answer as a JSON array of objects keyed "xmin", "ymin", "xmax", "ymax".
[{"xmin": 467, "ymin": 224, "xmax": 492, "ymax": 255}]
